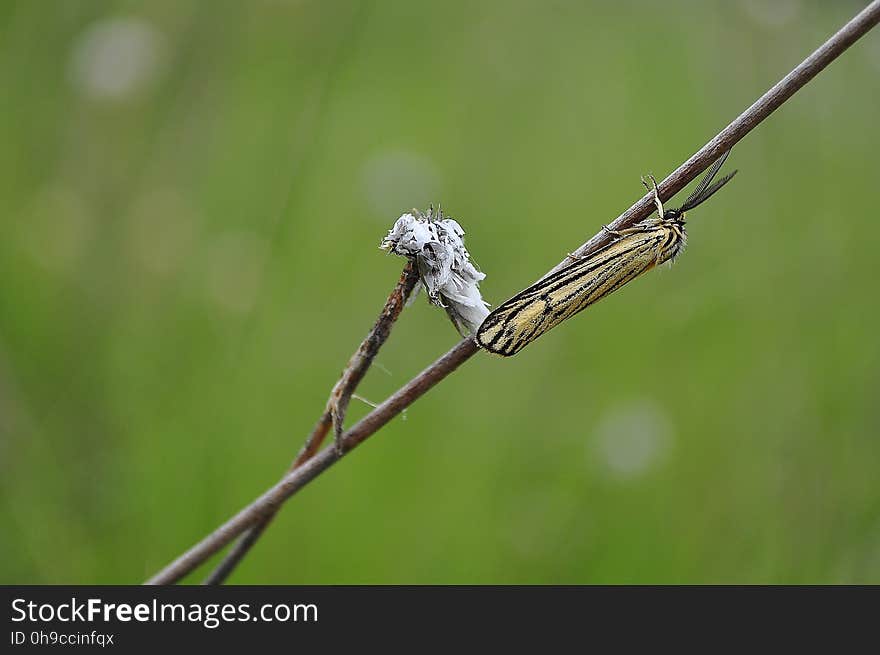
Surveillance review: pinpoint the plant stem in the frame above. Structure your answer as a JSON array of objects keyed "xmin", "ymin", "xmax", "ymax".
[{"xmin": 145, "ymin": 0, "xmax": 880, "ymax": 585}]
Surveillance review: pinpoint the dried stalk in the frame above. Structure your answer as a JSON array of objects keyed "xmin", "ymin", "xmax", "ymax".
[
  {"xmin": 146, "ymin": 0, "xmax": 880, "ymax": 585},
  {"xmin": 202, "ymin": 262, "xmax": 419, "ymax": 584}
]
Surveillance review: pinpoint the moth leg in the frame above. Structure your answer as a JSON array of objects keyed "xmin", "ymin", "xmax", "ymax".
[
  {"xmin": 604, "ymin": 224, "xmax": 645, "ymax": 237},
  {"xmin": 566, "ymin": 251, "xmax": 585, "ymax": 261},
  {"xmin": 641, "ymin": 174, "xmax": 665, "ymax": 218},
  {"xmin": 602, "ymin": 224, "xmax": 624, "ymax": 237}
]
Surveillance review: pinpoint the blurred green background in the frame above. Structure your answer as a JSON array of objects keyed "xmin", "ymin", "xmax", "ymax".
[{"xmin": 1, "ymin": 0, "xmax": 879, "ymax": 584}]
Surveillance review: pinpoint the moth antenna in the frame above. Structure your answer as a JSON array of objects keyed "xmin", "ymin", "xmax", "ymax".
[
  {"xmin": 681, "ymin": 170, "xmax": 738, "ymax": 212},
  {"xmin": 679, "ymin": 151, "xmax": 736, "ymax": 212}
]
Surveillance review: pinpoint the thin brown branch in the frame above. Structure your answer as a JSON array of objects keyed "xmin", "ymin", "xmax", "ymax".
[
  {"xmin": 551, "ymin": 0, "xmax": 880, "ymax": 275},
  {"xmin": 147, "ymin": 337, "xmax": 477, "ymax": 585},
  {"xmin": 202, "ymin": 262, "xmax": 420, "ymax": 585},
  {"xmin": 145, "ymin": 0, "xmax": 880, "ymax": 585}
]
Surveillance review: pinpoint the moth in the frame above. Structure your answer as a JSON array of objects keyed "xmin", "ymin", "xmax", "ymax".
[{"xmin": 475, "ymin": 152, "xmax": 737, "ymax": 356}]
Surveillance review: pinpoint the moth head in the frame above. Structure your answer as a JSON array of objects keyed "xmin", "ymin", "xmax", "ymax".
[{"xmin": 663, "ymin": 207, "xmax": 685, "ymax": 224}]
